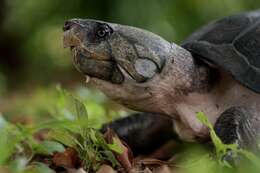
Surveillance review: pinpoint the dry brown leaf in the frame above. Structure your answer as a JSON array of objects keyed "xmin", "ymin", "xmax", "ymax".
[
  {"xmin": 33, "ymin": 129, "xmax": 49, "ymax": 142},
  {"xmin": 153, "ymin": 165, "xmax": 172, "ymax": 173},
  {"xmin": 104, "ymin": 128, "xmax": 133, "ymax": 172},
  {"xmin": 132, "ymin": 158, "xmax": 170, "ymax": 173},
  {"xmin": 143, "ymin": 167, "xmax": 153, "ymax": 173},
  {"xmin": 96, "ymin": 164, "xmax": 117, "ymax": 173},
  {"xmin": 0, "ymin": 167, "xmax": 10, "ymax": 173},
  {"xmin": 137, "ymin": 158, "xmax": 168, "ymax": 167},
  {"xmin": 67, "ymin": 168, "xmax": 87, "ymax": 173},
  {"xmin": 53, "ymin": 148, "xmax": 80, "ymax": 169},
  {"xmin": 148, "ymin": 140, "xmax": 179, "ymax": 160}
]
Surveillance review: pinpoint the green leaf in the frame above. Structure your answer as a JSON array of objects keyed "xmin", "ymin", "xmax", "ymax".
[
  {"xmin": 0, "ymin": 119, "xmax": 23, "ymax": 165},
  {"xmin": 196, "ymin": 112, "xmax": 235, "ymax": 158},
  {"xmin": 102, "ymin": 150, "xmax": 119, "ymax": 167},
  {"xmin": 89, "ymin": 129, "xmax": 98, "ymax": 143},
  {"xmin": 196, "ymin": 111, "xmax": 260, "ymax": 169},
  {"xmin": 48, "ymin": 129, "xmax": 76, "ymax": 147},
  {"xmin": 73, "ymin": 97, "xmax": 88, "ymax": 120},
  {"xmin": 238, "ymin": 149, "xmax": 260, "ymax": 169},
  {"xmin": 56, "ymin": 85, "xmax": 65, "ymax": 108},
  {"xmin": 34, "ymin": 141, "xmax": 65, "ymax": 155},
  {"xmin": 9, "ymin": 157, "xmax": 28, "ymax": 173},
  {"xmin": 33, "ymin": 120, "xmax": 80, "ymax": 133},
  {"xmin": 107, "ymin": 137, "xmax": 124, "ymax": 154},
  {"xmin": 31, "ymin": 162, "xmax": 55, "ymax": 173},
  {"xmin": 196, "ymin": 112, "xmax": 212, "ymax": 128},
  {"xmin": 56, "ymin": 88, "xmax": 89, "ymax": 132},
  {"xmin": 71, "ymin": 95, "xmax": 89, "ymax": 137},
  {"xmin": 0, "ymin": 114, "xmax": 8, "ymax": 129}
]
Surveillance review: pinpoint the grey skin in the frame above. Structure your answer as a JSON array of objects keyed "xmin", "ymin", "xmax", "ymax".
[{"xmin": 63, "ymin": 11, "xmax": 260, "ymax": 155}]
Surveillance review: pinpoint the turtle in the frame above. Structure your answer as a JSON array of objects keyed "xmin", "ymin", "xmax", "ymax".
[{"xmin": 63, "ymin": 10, "xmax": 260, "ymax": 156}]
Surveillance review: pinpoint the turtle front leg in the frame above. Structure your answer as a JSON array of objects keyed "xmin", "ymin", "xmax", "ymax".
[
  {"xmin": 101, "ymin": 112, "xmax": 179, "ymax": 156},
  {"xmin": 214, "ymin": 106, "xmax": 260, "ymax": 159}
]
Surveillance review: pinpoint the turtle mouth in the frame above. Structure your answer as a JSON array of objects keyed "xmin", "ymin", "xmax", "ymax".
[{"xmin": 63, "ymin": 31, "xmax": 124, "ymax": 84}]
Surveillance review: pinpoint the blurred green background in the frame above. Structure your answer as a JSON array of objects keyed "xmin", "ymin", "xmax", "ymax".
[{"xmin": 0, "ymin": 0, "xmax": 260, "ymax": 121}]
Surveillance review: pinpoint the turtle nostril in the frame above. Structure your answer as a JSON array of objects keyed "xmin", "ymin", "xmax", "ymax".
[{"xmin": 63, "ymin": 21, "xmax": 75, "ymax": 31}]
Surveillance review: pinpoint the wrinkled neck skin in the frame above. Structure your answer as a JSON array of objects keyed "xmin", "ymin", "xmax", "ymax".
[{"xmin": 89, "ymin": 42, "xmax": 215, "ymax": 141}]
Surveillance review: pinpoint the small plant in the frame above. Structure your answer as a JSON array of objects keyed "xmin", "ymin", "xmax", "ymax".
[
  {"xmin": 0, "ymin": 87, "xmax": 124, "ymax": 173},
  {"xmin": 2, "ymin": 88, "xmax": 260, "ymax": 173},
  {"xmin": 196, "ymin": 112, "xmax": 260, "ymax": 169},
  {"xmin": 47, "ymin": 87, "xmax": 122, "ymax": 171}
]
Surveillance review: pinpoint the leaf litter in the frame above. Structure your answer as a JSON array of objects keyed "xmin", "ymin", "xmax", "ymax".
[{"xmin": 2, "ymin": 88, "xmax": 260, "ymax": 173}]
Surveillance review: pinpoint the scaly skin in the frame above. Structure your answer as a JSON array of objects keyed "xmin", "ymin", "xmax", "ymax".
[
  {"xmin": 63, "ymin": 19, "xmax": 260, "ymax": 148},
  {"xmin": 63, "ymin": 19, "xmax": 214, "ymax": 141}
]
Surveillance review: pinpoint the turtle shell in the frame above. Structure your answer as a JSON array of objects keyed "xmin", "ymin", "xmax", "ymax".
[{"xmin": 182, "ymin": 10, "xmax": 260, "ymax": 94}]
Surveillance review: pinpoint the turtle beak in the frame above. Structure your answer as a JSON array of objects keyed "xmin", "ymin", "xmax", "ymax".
[
  {"xmin": 63, "ymin": 20, "xmax": 83, "ymax": 49},
  {"xmin": 63, "ymin": 19, "xmax": 125, "ymax": 84},
  {"xmin": 63, "ymin": 20, "xmax": 76, "ymax": 32}
]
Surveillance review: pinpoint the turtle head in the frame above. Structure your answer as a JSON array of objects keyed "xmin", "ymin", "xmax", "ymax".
[
  {"xmin": 63, "ymin": 19, "xmax": 171, "ymax": 82},
  {"xmin": 63, "ymin": 19, "xmax": 186, "ymax": 113}
]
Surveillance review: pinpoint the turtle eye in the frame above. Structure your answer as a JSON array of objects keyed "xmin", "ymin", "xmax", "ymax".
[
  {"xmin": 97, "ymin": 29, "xmax": 106, "ymax": 38},
  {"xmin": 96, "ymin": 25, "xmax": 112, "ymax": 38}
]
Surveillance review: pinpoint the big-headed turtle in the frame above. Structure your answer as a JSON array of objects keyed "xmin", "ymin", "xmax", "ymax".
[{"xmin": 63, "ymin": 10, "xmax": 260, "ymax": 155}]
